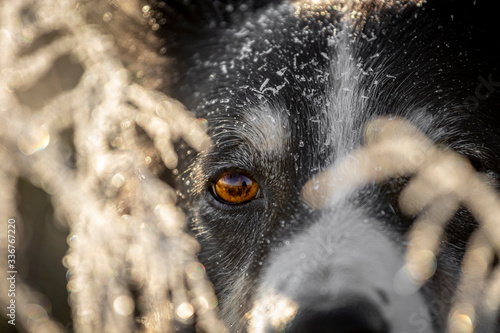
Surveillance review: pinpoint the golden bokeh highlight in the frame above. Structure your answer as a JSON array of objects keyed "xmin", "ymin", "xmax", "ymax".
[{"xmin": 113, "ymin": 295, "xmax": 135, "ymax": 316}]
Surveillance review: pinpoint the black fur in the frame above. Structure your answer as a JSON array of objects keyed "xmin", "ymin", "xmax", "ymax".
[{"xmin": 142, "ymin": 0, "xmax": 500, "ymax": 331}]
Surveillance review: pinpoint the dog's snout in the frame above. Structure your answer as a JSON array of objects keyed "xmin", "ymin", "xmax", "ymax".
[{"xmin": 286, "ymin": 295, "xmax": 389, "ymax": 333}]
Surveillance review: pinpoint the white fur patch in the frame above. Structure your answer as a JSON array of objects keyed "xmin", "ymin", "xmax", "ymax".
[{"xmin": 242, "ymin": 105, "xmax": 289, "ymax": 157}]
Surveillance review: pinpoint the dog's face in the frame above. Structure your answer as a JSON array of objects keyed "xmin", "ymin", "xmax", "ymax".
[{"xmin": 155, "ymin": 0, "xmax": 500, "ymax": 331}]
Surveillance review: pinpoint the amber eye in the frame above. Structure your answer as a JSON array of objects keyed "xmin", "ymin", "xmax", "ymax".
[{"xmin": 212, "ymin": 172, "xmax": 260, "ymax": 204}]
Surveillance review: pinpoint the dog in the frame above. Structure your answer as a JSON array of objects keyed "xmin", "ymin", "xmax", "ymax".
[{"xmin": 144, "ymin": 0, "xmax": 500, "ymax": 331}]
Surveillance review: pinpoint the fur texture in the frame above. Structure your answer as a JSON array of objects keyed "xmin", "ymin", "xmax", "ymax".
[{"xmin": 128, "ymin": 0, "xmax": 500, "ymax": 331}]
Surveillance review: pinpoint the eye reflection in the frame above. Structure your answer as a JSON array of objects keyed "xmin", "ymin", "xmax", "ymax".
[{"xmin": 212, "ymin": 172, "xmax": 260, "ymax": 204}]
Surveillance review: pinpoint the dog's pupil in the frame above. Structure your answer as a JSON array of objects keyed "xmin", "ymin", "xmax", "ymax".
[{"xmin": 214, "ymin": 172, "xmax": 259, "ymax": 204}]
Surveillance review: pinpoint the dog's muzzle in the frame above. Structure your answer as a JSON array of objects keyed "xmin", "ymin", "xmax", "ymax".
[
  {"xmin": 285, "ymin": 294, "xmax": 389, "ymax": 333},
  {"xmin": 248, "ymin": 205, "xmax": 433, "ymax": 333}
]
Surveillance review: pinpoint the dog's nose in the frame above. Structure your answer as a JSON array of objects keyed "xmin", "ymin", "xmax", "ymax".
[{"xmin": 285, "ymin": 295, "xmax": 389, "ymax": 333}]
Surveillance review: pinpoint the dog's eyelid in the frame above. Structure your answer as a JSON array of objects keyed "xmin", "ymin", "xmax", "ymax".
[{"xmin": 211, "ymin": 170, "xmax": 261, "ymax": 205}]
